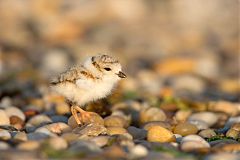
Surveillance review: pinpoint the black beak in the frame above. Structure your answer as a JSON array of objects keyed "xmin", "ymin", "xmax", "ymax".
[{"xmin": 117, "ymin": 71, "xmax": 127, "ymax": 78}]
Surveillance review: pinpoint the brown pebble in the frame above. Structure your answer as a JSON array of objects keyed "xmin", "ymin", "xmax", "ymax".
[
  {"xmin": 143, "ymin": 121, "xmax": 172, "ymax": 131},
  {"xmin": 140, "ymin": 107, "xmax": 167, "ymax": 124},
  {"xmin": 208, "ymin": 101, "xmax": 239, "ymax": 116},
  {"xmin": 107, "ymin": 127, "xmax": 128, "ymax": 135},
  {"xmin": 10, "ymin": 116, "xmax": 24, "ymax": 130},
  {"xmin": 226, "ymin": 129, "xmax": 240, "ymax": 139},
  {"xmin": 198, "ymin": 129, "xmax": 216, "ymax": 138},
  {"xmin": 175, "ymin": 110, "xmax": 192, "ymax": 122},
  {"xmin": 221, "ymin": 144, "xmax": 240, "ymax": 152},
  {"xmin": 147, "ymin": 126, "xmax": 175, "ymax": 143},
  {"xmin": 231, "ymin": 123, "xmax": 240, "ymax": 131},
  {"xmin": 173, "ymin": 122, "xmax": 198, "ymax": 136},
  {"xmin": 104, "ymin": 115, "xmax": 128, "ymax": 128},
  {"xmin": 17, "ymin": 141, "xmax": 40, "ymax": 151},
  {"xmin": 61, "ymin": 133, "xmax": 79, "ymax": 143}
]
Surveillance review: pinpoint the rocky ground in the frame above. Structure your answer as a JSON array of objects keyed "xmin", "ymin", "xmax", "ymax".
[{"xmin": 0, "ymin": 0, "xmax": 239, "ymax": 160}]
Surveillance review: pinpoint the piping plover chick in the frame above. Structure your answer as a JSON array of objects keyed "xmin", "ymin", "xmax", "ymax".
[{"xmin": 50, "ymin": 54, "xmax": 126, "ymax": 125}]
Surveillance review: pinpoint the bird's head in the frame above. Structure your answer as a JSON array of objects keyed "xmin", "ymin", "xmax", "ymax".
[{"xmin": 89, "ymin": 54, "xmax": 126, "ymax": 79}]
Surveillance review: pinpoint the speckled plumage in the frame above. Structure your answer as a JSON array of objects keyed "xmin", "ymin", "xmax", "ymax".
[{"xmin": 51, "ymin": 54, "xmax": 125, "ymax": 106}]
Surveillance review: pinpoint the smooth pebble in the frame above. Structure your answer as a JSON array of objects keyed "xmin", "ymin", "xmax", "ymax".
[
  {"xmin": 198, "ymin": 129, "xmax": 217, "ymax": 138},
  {"xmin": 0, "ymin": 110, "xmax": 10, "ymax": 125},
  {"xmin": 188, "ymin": 112, "xmax": 218, "ymax": 127},
  {"xmin": 0, "ymin": 141, "xmax": 10, "ymax": 150},
  {"xmin": 129, "ymin": 144, "xmax": 148, "ymax": 158},
  {"xmin": 140, "ymin": 107, "xmax": 166, "ymax": 124},
  {"xmin": 173, "ymin": 122, "xmax": 198, "ymax": 136},
  {"xmin": 0, "ymin": 130, "xmax": 11, "ymax": 140},
  {"xmin": 104, "ymin": 115, "xmax": 128, "ymax": 128},
  {"xmin": 143, "ymin": 121, "xmax": 171, "ymax": 131},
  {"xmin": 5, "ymin": 106, "xmax": 26, "ymax": 121},
  {"xmin": 14, "ymin": 132, "xmax": 28, "ymax": 141},
  {"xmin": 127, "ymin": 126, "xmax": 147, "ymax": 140},
  {"xmin": 48, "ymin": 137, "xmax": 68, "ymax": 150},
  {"xmin": 147, "ymin": 126, "xmax": 175, "ymax": 143},
  {"xmin": 17, "ymin": 141, "xmax": 40, "ymax": 150},
  {"xmin": 27, "ymin": 114, "xmax": 52, "ymax": 127},
  {"xmin": 107, "ymin": 127, "xmax": 128, "ymax": 135},
  {"xmin": 180, "ymin": 135, "xmax": 210, "ymax": 152}
]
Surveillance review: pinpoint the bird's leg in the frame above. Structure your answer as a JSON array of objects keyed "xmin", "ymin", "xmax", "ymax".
[
  {"xmin": 71, "ymin": 105, "xmax": 93, "ymax": 126},
  {"xmin": 71, "ymin": 105, "xmax": 82, "ymax": 125}
]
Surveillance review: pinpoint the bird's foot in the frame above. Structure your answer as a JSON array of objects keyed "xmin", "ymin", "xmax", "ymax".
[{"xmin": 71, "ymin": 105, "xmax": 95, "ymax": 126}]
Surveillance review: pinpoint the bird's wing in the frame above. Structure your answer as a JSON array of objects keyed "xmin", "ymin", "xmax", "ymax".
[{"xmin": 50, "ymin": 65, "xmax": 89, "ymax": 84}]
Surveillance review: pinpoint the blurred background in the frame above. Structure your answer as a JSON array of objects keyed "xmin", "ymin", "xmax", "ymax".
[{"xmin": 0, "ymin": 0, "xmax": 239, "ymax": 102}]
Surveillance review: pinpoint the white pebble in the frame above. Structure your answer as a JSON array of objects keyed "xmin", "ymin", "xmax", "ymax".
[
  {"xmin": 129, "ymin": 144, "xmax": 148, "ymax": 158},
  {"xmin": 0, "ymin": 109, "xmax": 10, "ymax": 125},
  {"xmin": 5, "ymin": 106, "xmax": 26, "ymax": 121},
  {"xmin": 0, "ymin": 130, "xmax": 11, "ymax": 140}
]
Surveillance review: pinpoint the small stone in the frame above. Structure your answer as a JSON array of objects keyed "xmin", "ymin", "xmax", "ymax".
[
  {"xmin": 29, "ymin": 98, "xmax": 44, "ymax": 109},
  {"xmin": 210, "ymin": 139, "xmax": 238, "ymax": 147},
  {"xmin": 35, "ymin": 127, "xmax": 58, "ymax": 137},
  {"xmin": 147, "ymin": 126, "xmax": 176, "ymax": 143},
  {"xmin": 173, "ymin": 122, "xmax": 198, "ymax": 136},
  {"xmin": 14, "ymin": 132, "xmax": 28, "ymax": 141},
  {"xmin": 42, "ymin": 122, "xmax": 71, "ymax": 134},
  {"xmin": 231, "ymin": 123, "xmax": 240, "ymax": 131},
  {"xmin": 17, "ymin": 141, "xmax": 40, "ymax": 151},
  {"xmin": 174, "ymin": 134, "xmax": 183, "ymax": 143},
  {"xmin": 188, "ymin": 120, "xmax": 209, "ymax": 130},
  {"xmin": 55, "ymin": 102, "xmax": 70, "ymax": 115},
  {"xmin": 175, "ymin": 110, "xmax": 192, "ymax": 122},
  {"xmin": 73, "ymin": 123, "xmax": 107, "ymax": 136},
  {"xmin": 198, "ymin": 129, "xmax": 217, "ymax": 138},
  {"xmin": 61, "ymin": 133, "xmax": 79, "ymax": 143},
  {"xmin": 0, "ymin": 109, "xmax": 10, "ymax": 125},
  {"xmin": 140, "ymin": 107, "xmax": 166, "ymax": 124},
  {"xmin": 0, "ymin": 130, "xmax": 11, "ymax": 140},
  {"xmin": 113, "ymin": 133, "xmax": 134, "ymax": 147},
  {"xmin": 0, "ymin": 97, "xmax": 12, "ymax": 108},
  {"xmin": 208, "ymin": 101, "xmax": 239, "ymax": 116},
  {"xmin": 103, "ymin": 145, "xmax": 126, "ymax": 159},
  {"xmin": 129, "ymin": 144, "xmax": 148, "ymax": 159},
  {"xmin": 24, "ymin": 109, "xmax": 39, "ymax": 118},
  {"xmin": 27, "ymin": 114, "xmax": 52, "ymax": 127},
  {"xmin": 48, "ymin": 137, "xmax": 68, "ymax": 150},
  {"xmin": 127, "ymin": 126, "xmax": 147, "ymax": 140},
  {"xmin": 10, "ymin": 116, "xmax": 24, "ymax": 130},
  {"xmin": 0, "ymin": 141, "xmax": 10, "ymax": 150},
  {"xmin": 69, "ymin": 140, "xmax": 102, "ymax": 153},
  {"xmin": 50, "ymin": 115, "xmax": 68, "ymax": 123},
  {"xmin": 172, "ymin": 75, "xmax": 206, "ymax": 93},
  {"xmin": 5, "ymin": 106, "xmax": 26, "ymax": 121},
  {"xmin": 142, "ymin": 121, "xmax": 172, "ymax": 131},
  {"xmin": 107, "ymin": 127, "xmax": 128, "ymax": 135},
  {"xmin": 180, "ymin": 135, "xmax": 210, "ymax": 152},
  {"xmin": 188, "ymin": 112, "xmax": 218, "ymax": 127},
  {"xmin": 27, "ymin": 132, "xmax": 50, "ymax": 140},
  {"xmin": 224, "ymin": 116, "xmax": 240, "ymax": 129},
  {"xmin": 68, "ymin": 113, "xmax": 104, "ymax": 129},
  {"xmin": 204, "ymin": 153, "xmax": 239, "ymax": 160},
  {"xmin": 221, "ymin": 144, "xmax": 240, "ymax": 152},
  {"xmin": 226, "ymin": 129, "xmax": 240, "ymax": 139},
  {"xmin": 104, "ymin": 115, "xmax": 128, "ymax": 128},
  {"xmin": 90, "ymin": 136, "xmax": 110, "ymax": 147}
]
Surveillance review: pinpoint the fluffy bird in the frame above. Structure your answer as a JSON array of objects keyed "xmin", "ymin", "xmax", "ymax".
[{"xmin": 50, "ymin": 54, "xmax": 126, "ymax": 125}]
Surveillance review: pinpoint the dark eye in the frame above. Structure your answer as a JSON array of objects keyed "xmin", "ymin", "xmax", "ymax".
[{"xmin": 104, "ymin": 67, "xmax": 111, "ymax": 71}]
